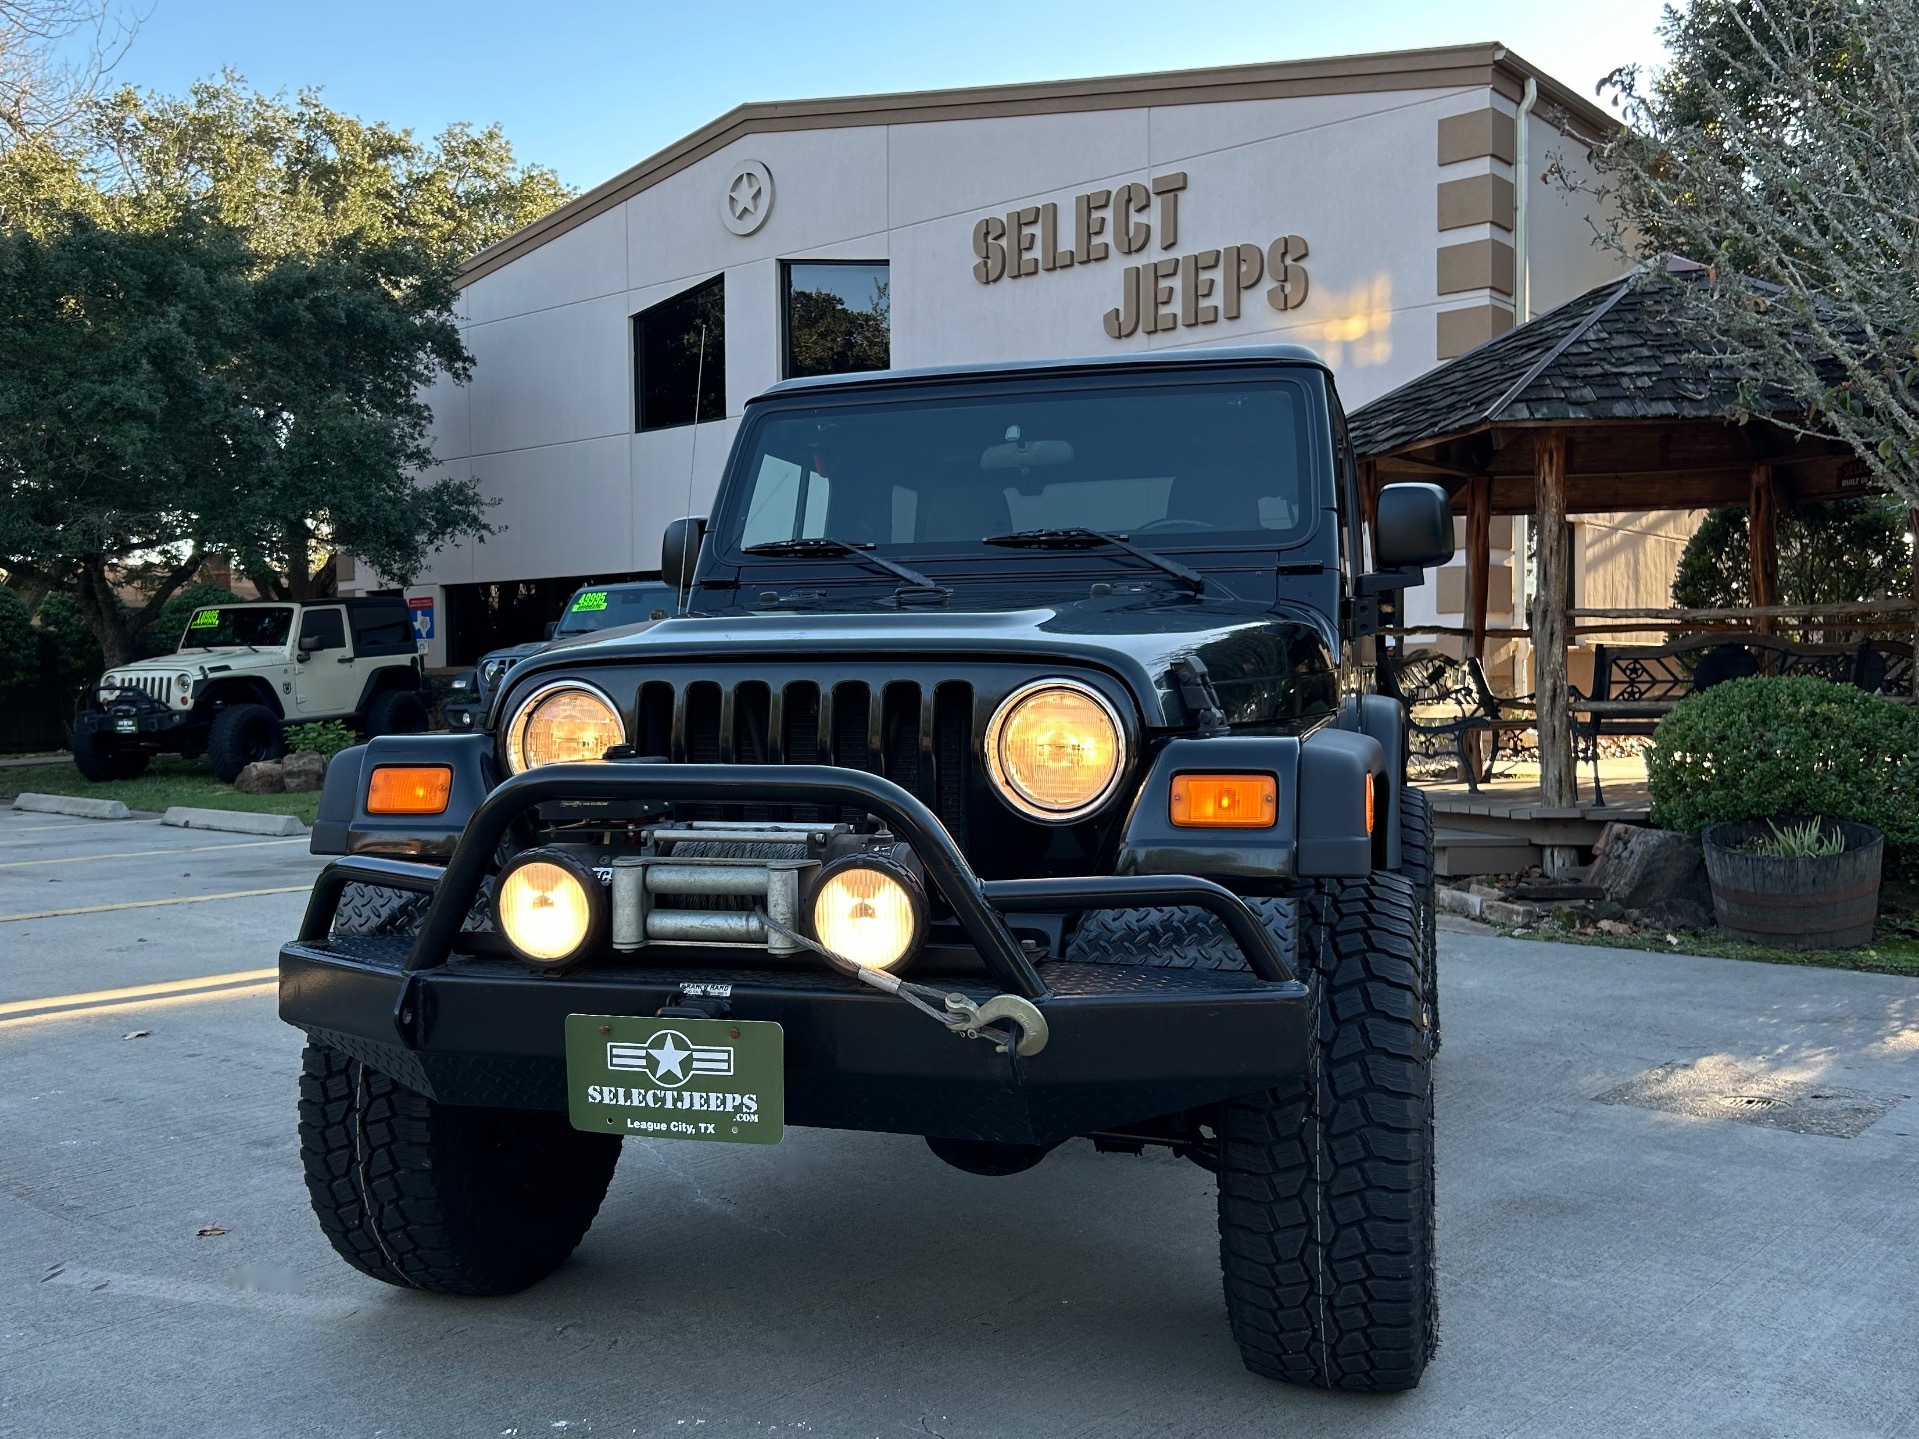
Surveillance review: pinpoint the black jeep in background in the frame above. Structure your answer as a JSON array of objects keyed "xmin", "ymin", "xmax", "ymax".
[{"xmin": 280, "ymin": 347, "xmax": 1454, "ymax": 1391}]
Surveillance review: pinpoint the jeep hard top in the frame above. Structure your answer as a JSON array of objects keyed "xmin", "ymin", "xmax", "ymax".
[
  {"xmin": 76, "ymin": 597, "xmax": 428, "ymax": 783},
  {"xmin": 281, "ymin": 347, "xmax": 1453, "ymax": 1392}
]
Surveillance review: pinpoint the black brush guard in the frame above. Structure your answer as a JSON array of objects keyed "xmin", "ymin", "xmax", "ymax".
[{"xmin": 279, "ymin": 763, "xmax": 1313, "ymax": 1146}]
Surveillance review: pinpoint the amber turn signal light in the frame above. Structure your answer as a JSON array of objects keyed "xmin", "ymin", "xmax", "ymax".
[
  {"xmin": 366, "ymin": 765, "xmax": 454, "ymax": 816},
  {"xmin": 1169, "ymin": 774, "xmax": 1277, "ymax": 829}
]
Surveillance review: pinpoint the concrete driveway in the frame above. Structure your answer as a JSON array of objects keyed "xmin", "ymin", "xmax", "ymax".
[{"xmin": 2, "ymin": 806, "xmax": 1916, "ymax": 1438}]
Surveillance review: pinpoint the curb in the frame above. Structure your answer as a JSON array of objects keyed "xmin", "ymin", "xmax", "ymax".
[
  {"xmin": 161, "ymin": 807, "xmax": 307, "ymax": 838},
  {"xmin": 13, "ymin": 793, "xmax": 131, "ymax": 820}
]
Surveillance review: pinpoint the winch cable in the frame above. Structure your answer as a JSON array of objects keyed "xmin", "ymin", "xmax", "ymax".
[{"xmin": 755, "ymin": 910, "xmax": 1048, "ymax": 1057}]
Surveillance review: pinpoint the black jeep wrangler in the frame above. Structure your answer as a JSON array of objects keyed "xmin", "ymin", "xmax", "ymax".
[{"xmin": 281, "ymin": 347, "xmax": 1454, "ymax": 1391}]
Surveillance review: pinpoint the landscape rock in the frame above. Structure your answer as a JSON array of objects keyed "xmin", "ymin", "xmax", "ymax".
[
  {"xmin": 281, "ymin": 750, "xmax": 327, "ymax": 793},
  {"xmin": 234, "ymin": 760, "xmax": 285, "ymax": 794},
  {"xmin": 1587, "ymin": 824, "xmax": 1711, "ymax": 920}
]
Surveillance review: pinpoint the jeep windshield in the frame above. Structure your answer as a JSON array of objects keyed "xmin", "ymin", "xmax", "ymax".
[
  {"xmin": 721, "ymin": 381, "xmax": 1315, "ymax": 570},
  {"xmin": 554, "ymin": 585, "xmax": 676, "ymax": 636},
  {"xmin": 178, "ymin": 606, "xmax": 294, "ymax": 649}
]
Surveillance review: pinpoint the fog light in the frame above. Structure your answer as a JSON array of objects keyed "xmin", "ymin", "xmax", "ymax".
[
  {"xmin": 495, "ymin": 849, "xmax": 604, "ymax": 967},
  {"xmin": 1170, "ymin": 773, "xmax": 1278, "ymax": 828},
  {"xmin": 809, "ymin": 857, "xmax": 925, "ymax": 971}
]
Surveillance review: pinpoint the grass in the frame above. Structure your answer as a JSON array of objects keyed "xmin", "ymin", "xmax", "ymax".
[
  {"xmin": 1497, "ymin": 878, "xmax": 1919, "ymax": 980},
  {"xmin": 0, "ymin": 756, "xmax": 321, "ymax": 823},
  {"xmin": 1529, "ymin": 923, "xmax": 1919, "ymax": 979}
]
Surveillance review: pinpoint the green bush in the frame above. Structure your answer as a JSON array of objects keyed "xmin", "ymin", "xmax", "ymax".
[
  {"xmin": 284, "ymin": 720, "xmax": 358, "ymax": 757},
  {"xmin": 1648, "ymin": 676, "xmax": 1919, "ymax": 871}
]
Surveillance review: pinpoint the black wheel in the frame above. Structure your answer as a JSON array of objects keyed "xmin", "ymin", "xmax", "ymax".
[
  {"xmin": 298, "ymin": 1042, "xmax": 622, "ymax": 1295},
  {"xmin": 1399, "ymin": 786, "xmax": 1440, "ymax": 1054},
  {"xmin": 1217, "ymin": 871, "xmax": 1437, "ymax": 1391},
  {"xmin": 363, "ymin": 688, "xmax": 429, "ymax": 737},
  {"xmin": 70, "ymin": 727, "xmax": 150, "ymax": 782},
  {"xmin": 207, "ymin": 703, "xmax": 284, "ymax": 782}
]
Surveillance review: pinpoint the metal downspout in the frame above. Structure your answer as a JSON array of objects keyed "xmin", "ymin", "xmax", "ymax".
[{"xmin": 1513, "ymin": 76, "xmax": 1538, "ymax": 325}]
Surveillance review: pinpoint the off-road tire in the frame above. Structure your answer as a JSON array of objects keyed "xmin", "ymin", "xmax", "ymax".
[
  {"xmin": 363, "ymin": 688, "xmax": 429, "ymax": 737},
  {"xmin": 70, "ymin": 727, "xmax": 150, "ymax": 782},
  {"xmin": 1218, "ymin": 871, "xmax": 1437, "ymax": 1391},
  {"xmin": 206, "ymin": 703, "xmax": 284, "ymax": 782},
  {"xmin": 298, "ymin": 1043, "xmax": 621, "ymax": 1295},
  {"xmin": 1063, "ymin": 895, "xmax": 1299, "ymax": 971},
  {"xmin": 1399, "ymin": 786, "xmax": 1439, "ymax": 1053}
]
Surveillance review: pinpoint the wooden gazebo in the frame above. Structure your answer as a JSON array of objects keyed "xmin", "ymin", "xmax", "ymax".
[{"xmin": 1349, "ymin": 259, "xmax": 1918, "ymax": 865}]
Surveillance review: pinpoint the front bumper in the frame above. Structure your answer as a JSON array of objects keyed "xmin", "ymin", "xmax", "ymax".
[
  {"xmin": 74, "ymin": 693, "xmax": 195, "ymax": 741},
  {"xmin": 280, "ymin": 762, "xmax": 1313, "ymax": 1145}
]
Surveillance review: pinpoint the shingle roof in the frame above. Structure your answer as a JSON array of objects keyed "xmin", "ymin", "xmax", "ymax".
[{"xmin": 1349, "ymin": 261, "xmax": 1763, "ymax": 458}]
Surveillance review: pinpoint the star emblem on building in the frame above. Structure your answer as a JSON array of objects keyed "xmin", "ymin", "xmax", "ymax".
[{"xmin": 727, "ymin": 170, "xmax": 763, "ymax": 222}]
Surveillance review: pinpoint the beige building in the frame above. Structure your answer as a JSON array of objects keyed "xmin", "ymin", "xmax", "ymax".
[{"xmin": 345, "ymin": 43, "xmax": 1699, "ymax": 667}]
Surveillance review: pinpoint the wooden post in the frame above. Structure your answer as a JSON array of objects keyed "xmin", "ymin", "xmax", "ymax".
[
  {"xmin": 1462, "ymin": 473, "xmax": 1493, "ymax": 781},
  {"xmin": 1532, "ymin": 430, "xmax": 1577, "ymax": 873},
  {"xmin": 1749, "ymin": 463, "xmax": 1778, "ymax": 635}
]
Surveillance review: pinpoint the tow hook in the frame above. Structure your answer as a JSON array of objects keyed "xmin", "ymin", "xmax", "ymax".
[
  {"xmin": 757, "ymin": 911, "xmax": 1049, "ymax": 1057},
  {"xmin": 942, "ymin": 993, "xmax": 1049, "ymax": 1057}
]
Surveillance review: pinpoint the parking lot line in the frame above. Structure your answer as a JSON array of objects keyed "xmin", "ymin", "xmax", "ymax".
[
  {"xmin": 0, "ymin": 968, "xmax": 279, "ymax": 1017},
  {"xmin": 0, "ymin": 977, "xmax": 277, "ymax": 1029},
  {"xmin": 0, "ymin": 837, "xmax": 309, "ymax": 869},
  {"xmin": 0, "ymin": 886, "xmax": 311, "ymax": 923}
]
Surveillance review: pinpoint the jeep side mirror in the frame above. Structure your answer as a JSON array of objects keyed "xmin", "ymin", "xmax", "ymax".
[
  {"xmin": 662, "ymin": 515, "xmax": 708, "ymax": 591},
  {"xmin": 298, "ymin": 635, "xmax": 324, "ymax": 655},
  {"xmin": 543, "ymin": 621, "xmax": 558, "ymax": 640},
  {"xmin": 1372, "ymin": 483, "xmax": 1454, "ymax": 570}
]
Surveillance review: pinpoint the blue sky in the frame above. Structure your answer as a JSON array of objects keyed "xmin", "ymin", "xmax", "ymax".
[{"xmin": 101, "ymin": 1, "xmax": 1671, "ymax": 191}]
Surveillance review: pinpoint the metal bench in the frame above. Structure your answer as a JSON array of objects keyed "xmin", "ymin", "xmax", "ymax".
[
  {"xmin": 1571, "ymin": 633, "xmax": 1900, "ymax": 804},
  {"xmin": 1379, "ymin": 650, "xmax": 1534, "ymax": 793}
]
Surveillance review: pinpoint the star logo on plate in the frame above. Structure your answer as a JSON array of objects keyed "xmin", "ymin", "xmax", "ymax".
[
  {"xmin": 719, "ymin": 159, "xmax": 774, "ymax": 236},
  {"xmin": 606, "ymin": 1030, "xmax": 735, "ymax": 1089}
]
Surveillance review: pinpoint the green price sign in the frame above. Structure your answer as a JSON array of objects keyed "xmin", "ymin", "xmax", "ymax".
[
  {"xmin": 189, "ymin": 609, "xmax": 220, "ymax": 629},
  {"xmin": 571, "ymin": 590, "xmax": 609, "ymax": 613}
]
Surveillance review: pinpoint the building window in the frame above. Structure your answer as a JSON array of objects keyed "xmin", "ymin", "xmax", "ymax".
[
  {"xmin": 782, "ymin": 261, "xmax": 889, "ymax": 380},
  {"xmin": 635, "ymin": 275, "xmax": 725, "ymax": 431}
]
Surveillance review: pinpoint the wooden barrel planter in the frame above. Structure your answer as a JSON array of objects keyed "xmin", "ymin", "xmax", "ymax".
[{"xmin": 1701, "ymin": 818, "xmax": 1884, "ymax": 949}]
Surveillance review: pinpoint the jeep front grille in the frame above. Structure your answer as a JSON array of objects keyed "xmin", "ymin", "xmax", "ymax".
[
  {"xmin": 111, "ymin": 675, "xmax": 171, "ymax": 703},
  {"xmin": 634, "ymin": 677, "xmax": 974, "ymax": 844}
]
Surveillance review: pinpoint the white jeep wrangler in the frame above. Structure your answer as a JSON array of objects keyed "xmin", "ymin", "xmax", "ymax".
[{"xmin": 74, "ymin": 598, "xmax": 429, "ymax": 783}]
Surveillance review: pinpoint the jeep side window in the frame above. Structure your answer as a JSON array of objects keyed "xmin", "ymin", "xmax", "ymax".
[{"xmin": 300, "ymin": 608, "xmax": 346, "ymax": 652}]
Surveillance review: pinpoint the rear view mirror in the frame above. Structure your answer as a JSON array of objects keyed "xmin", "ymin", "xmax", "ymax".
[
  {"xmin": 662, "ymin": 516, "xmax": 708, "ymax": 591},
  {"xmin": 1373, "ymin": 484, "xmax": 1454, "ymax": 569}
]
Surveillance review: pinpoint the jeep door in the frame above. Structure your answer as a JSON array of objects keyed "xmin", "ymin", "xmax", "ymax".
[{"xmin": 292, "ymin": 606, "xmax": 359, "ymax": 717}]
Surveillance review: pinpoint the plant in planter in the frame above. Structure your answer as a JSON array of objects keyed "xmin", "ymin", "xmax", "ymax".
[
  {"xmin": 1702, "ymin": 816, "xmax": 1884, "ymax": 948},
  {"xmin": 1649, "ymin": 676, "xmax": 1919, "ymax": 948}
]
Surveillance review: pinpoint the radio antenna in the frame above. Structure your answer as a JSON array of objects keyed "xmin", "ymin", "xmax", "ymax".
[{"xmin": 677, "ymin": 321, "xmax": 708, "ymax": 612}]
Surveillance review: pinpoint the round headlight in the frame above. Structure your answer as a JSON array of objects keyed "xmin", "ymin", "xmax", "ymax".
[
  {"xmin": 176, "ymin": 672, "xmax": 193, "ymax": 689},
  {"xmin": 495, "ymin": 849, "xmax": 604, "ymax": 967},
  {"xmin": 504, "ymin": 682, "xmax": 624, "ymax": 774},
  {"xmin": 810, "ymin": 857, "xmax": 925, "ymax": 971},
  {"xmin": 983, "ymin": 679, "xmax": 1126, "ymax": 821}
]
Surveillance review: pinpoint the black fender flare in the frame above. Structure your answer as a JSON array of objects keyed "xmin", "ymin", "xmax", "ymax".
[
  {"xmin": 197, "ymin": 676, "xmax": 285, "ymax": 720},
  {"xmin": 352, "ymin": 663, "xmax": 423, "ymax": 717}
]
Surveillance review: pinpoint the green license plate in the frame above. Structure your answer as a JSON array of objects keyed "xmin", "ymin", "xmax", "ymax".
[
  {"xmin": 114, "ymin": 718, "xmax": 138, "ymax": 734},
  {"xmin": 565, "ymin": 1014, "xmax": 783, "ymax": 1145}
]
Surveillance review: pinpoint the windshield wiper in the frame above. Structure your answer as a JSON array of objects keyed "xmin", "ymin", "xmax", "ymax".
[
  {"xmin": 742, "ymin": 537, "xmax": 944, "ymax": 595},
  {"xmin": 980, "ymin": 528, "xmax": 1205, "ymax": 595}
]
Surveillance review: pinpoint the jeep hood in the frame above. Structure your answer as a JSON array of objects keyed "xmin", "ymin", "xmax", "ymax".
[
  {"xmin": 108, "ymin": 647, "xmax": 278, "ymax": 674},
  {"xmin": 507, "ymin": 594, "xmax": 1340, "ymax": 730}
]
